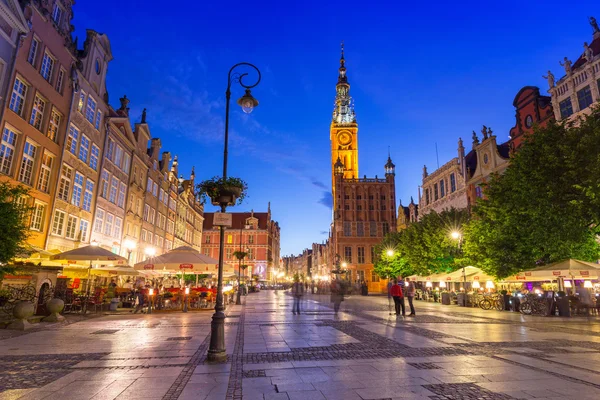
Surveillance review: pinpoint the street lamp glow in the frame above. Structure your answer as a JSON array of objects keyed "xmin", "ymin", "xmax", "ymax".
[
  {"xmin": 237, "ymin": 89, "xmax": 259, "ymax": 114},
  {"xmin": 386, "ymin": 249, "xmax": 395, "ymax": 257},
  {"xmin": 91, "ymin": 240, "xmax": 99, "ymax": 246},
  {"xmin": 450, "ymin": 231, "xmax": 461, "ymax": 240},
  {"xmin": 124, "ymin": 239, "xmax": 136, "ymax": 251},
  {"xmin": 341, "ymin": 261, "xmax": 348, "ymax": 268},
  {"xmin": 145, "ymin": 247, "xmax": 156, "ymax": 257}
]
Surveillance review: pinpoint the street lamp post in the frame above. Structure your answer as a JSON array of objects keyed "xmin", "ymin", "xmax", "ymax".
[
  {"xmin": 124, "ymin": 239, "xmax": 136, "ymax": 264},
  {"xmin": 235, "ymin": 249, "xmax": 248, "ymax": 305},
  {"xmin": 208, "ymin": 63, "xmax": 261, "ymax": 363},
  {"xmin": 451, "ymin": 231, "xmax": 466, "ymax": 307}
]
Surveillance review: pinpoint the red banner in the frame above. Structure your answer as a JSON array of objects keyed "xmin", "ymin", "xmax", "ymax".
[{"xmin": 179, "ymin": 264, "xmax": 193, "ymax": 270}]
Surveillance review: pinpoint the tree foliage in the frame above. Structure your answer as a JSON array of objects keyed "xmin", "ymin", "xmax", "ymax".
[
  {"xmin": 462, "ymin": 108, "xmax": 600, "ymax": 278},
  {"xmin": 374, "ymin": 208, "xmax": 470, "ymax": 278},
  {"xmin": 0, "ymin": 182, "xmax": 31, "ymax": 280}
]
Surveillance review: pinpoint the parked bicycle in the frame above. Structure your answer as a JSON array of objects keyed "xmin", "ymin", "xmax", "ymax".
[
  {"xmin": 478, "ymin": 293, "xmax": 504, "ymax": 311},
  {"xmin": 519, "ymin": 293, "xmax": 548, "ymax": 316}
]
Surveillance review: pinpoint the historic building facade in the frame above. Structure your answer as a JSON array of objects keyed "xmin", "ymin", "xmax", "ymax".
[
  {"xmin": 202, "ymin": 207, "xmax": 280, "ymax": 281},
  {"xmin": 419, "ymin": 139, "xmax": 468, "ymax": 217},
  {"xmin": 0, "ymin": 0, "xmax": 76, "ymax": 249},
  {"xmin": 508, "ymin": 86, "xmax": 554, "ymax": 149},
  {"xmin": 545, "ymin": 17, "xmax": 600, "ymax": 122},
  {"xmin": 329, "ymin": 47, "xmax": 397, "ymax": 293},
  {"xmin": 397, "ymin": 198, "xmax": 418, "ymax": 231},
  {"xmin": 47, "ymin": 29, "xmax": 112, "ymax": 252}
]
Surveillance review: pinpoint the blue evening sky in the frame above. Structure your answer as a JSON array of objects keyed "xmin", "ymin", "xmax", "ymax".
[{"xmin": 73, "ymin": 1, "xmax": 598, "ymax": 256}]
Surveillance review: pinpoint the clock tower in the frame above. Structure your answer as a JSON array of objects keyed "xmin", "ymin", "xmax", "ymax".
[{"xmin": 331, "ymin": 43, "xmax": 358, "ymax": 200}]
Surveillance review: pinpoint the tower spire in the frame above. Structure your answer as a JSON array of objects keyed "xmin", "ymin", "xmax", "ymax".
[{"xmin": 333, "ymin": 41, "xmax": 354, "ymax": 124}]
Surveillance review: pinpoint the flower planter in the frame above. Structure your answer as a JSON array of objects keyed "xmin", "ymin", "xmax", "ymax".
[{"xmin": 210, "ymin": 186, "xmax": 243, "ymax": 206}]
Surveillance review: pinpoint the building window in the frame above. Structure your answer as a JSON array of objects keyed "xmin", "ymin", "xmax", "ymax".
[
  {"xmin": 122, "ymin": 153, "xmax": 131, "ymax": 173},
  {"xmin": 65, "ymin": 215, "xmax": 78, "ymax": 240},
  {"xmin": 56, "ymin": 69, "xmax": 65, "ymax": 93},
  {"xmin": 114, "ymin": 217, "xmax": 122, "ymax": 239},
  {"xmin": 167, "ymin": 220, "xmax": 174, "ymax": 234},
  {"xmin": 344, "ymin": 204, "xmax": 349, "ymax": 210},
  {"xmin": 9, "ymin": 78, "xmax": 27, "ymax": 116},
  {"xmin": 227, "ymin": 235, "xmax": 233, "ymax": 244},
  {"xmin": 149, "ymin": 208, "xmax": 155, "ymax": 224},
  {"xmin": 0, "ymin": 126, "xmax": 17, "ymax": 175},
  {"xmin": 78, "ymin": 92, "xmax": 85, "ymax": 113},
  {"xmin": 67, "ymin": 125, "xmax": 78, "ymax": 154},
  {"xmin": 118, "ymin": 182, "xmax": 126, "ymax": 208},
  {"xmin": 85, "ymin": 96, "xmax": 96, "ymax": 124},
  {"xmin": 344, "ymin": 246, "xmax": 352, "ymax": 263},
  {"xmin": 52, "ymin": 2, "xmax": 63, "ymax": 25},
  {"xmin": 450, "ymin": 173, "xmax": 456, "ymax": 192},
  {"xmin": 47, "ymin": 109, "xmax": 60, "ymax": 141},
  {"xmin": 357, "ymin": 247, "xmax": 365, "ymax": 264},
  {"xmin": 109, "ymin": 177, "xmax": 118, "ymax": 203},
  {"xmin": 434, "ymin": 183, "xmax": 439, "ymax": 201},
  {"xmin": 577, "ymin": 85, "xmax": 593, "ymax": 111},
  {"xmin": 475, "ymin": 186, "xmax": 483, "ymax": 198},
  {"xmin": 18, "ymin": 141, "xmax": 37, "ymax": 185},
  {"xmin": 357, "ymin": 204, "xmax": 362, "ymax": 211},
  {"xmin": 106, "ymin": 137, "xmax": 115, "ymax": 161},
  {"xmin": 371, "ymin": 246, "xmax": 376, "ymax": 263},
  {"xmin": 143, "ymin": 204, "xmax": 150, "ymax": 221},
  {"xmin": 380, "ymin": 195, "xmax": 386, "ymax": 200},
  {"xmin": 383, "ymin": 222, "xmax": 390, "ymax": 236},
  {"xmin": 29, "ymin": 95, "xmax": 46, "ymax": 130},
  {"xmin": 89, "ymin": 144, "xmax": 100, "ymax": 170},
  {"xmin": 597, "ymin": 79, "xmax": 600, "ymax": 96},
  {"xmin": 205, "ymin": 235, "xmax": 211, "ymax": 244},
  {"xmin": 357, "ymin": 222, "xmax": 364, "ymax": 237},
  {"xmin": 94, "ymin": 208, "xmax": 104, "ymax": 233},
  {"xmin": 58, "ymin": 164, "xmax": 72, "ymax": 201},
  {"xmin": 78, "ymin": 135, "xmax": 89, "ymax": 162},
  {"xmin": 40, "ymin": 52, "xmax": 54, "ymax": 82},
  {"xmin": 140, "ymin": 229, "xmax": 147, "ymax": 242},
  {"xmin": 248, "ymin": 235, "xmax": 254, "ymax": 244},
  {"xmin": 371, "ymin": 270, "xmax": 380, "ymax": 282},
  {"xmin": 114, "ymin": 145, "xmax": 123, "ymax": 168},
  {"xmin": 95, "ymin": 110, "xmax": 102, "ymax": 130},
  {"xmin": 344, "ymin": 221, "xmax": 351, "ymax": 236},
  {"xmin": 51, "ymin": 210, "xmax": 65, "ymax": 235},
  {"xmin": 559, "ymin": 98, "xmax": 573, "ymax": 119},
  {"xmin": 80, "ymin": 220, "xmax": 89, "ymax": 242},
  {"xmin": 146, "ymin": 177, "xmax": 152, "ymax": 192},
  {"xmin": 370, "ymin": 221, "xmax": 377, "ymax": 237},
  {"xmin": 71, "ymin": 172, "xmax": 83, "ymax": 207},
  {"xmin": 440, "ymin": 179, "xmax": 445, "ymax": 197},
  {"xmin": 425, "ymin": 188, "xmax": 430, "ymax": 205},
  {"xmin": 226, "ymin": 248, "xmax": 232, "ymax": 259},
  {"xmin": 30, "ymin": 202, "xmax": 46, "ymax": 231},
  {"xmin": 152, "ymin": 182, "xmax": 158, "ymax": 197},
  {"xmin": 100, "ymin": 169, "xmax": 109, "ymax": 198},
  {"xmin": 27, "ymin": 38, "xmax": 38, "ymax": 65},
  {"xmin": 104, "ymin": 213, "xmax": 113, "ymax": 236},
  {"xmin": 83, "ymin": 180, "xmax": 93, "ymax": 212},
  {"xmin": 37, "ymin": 152, "xmax": 53, "ymax": 193}
]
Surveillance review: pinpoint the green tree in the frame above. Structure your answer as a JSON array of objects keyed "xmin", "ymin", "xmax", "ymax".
[
  {"xmin": 0, "ymin": 182, "xmax": 31, "ymax": 280},
  {"xmin": 463, "ymin": 108, "xmax": 600, "ymax": 278}
]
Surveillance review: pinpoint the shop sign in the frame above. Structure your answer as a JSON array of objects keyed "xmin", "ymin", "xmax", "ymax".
[
  {"xmin": 144, "ymin": 264, "xmax": 154, "ymax": 270},
  {"xmin": 580, "ymin": 271, "xmax": 590, "ymax": 276},
  {"xmin": 516, "ymin": 275, "xmax": 526, "ymax": 280},
  {"xmin": 525, "ymin": 272, "xmax": 532, "ymax": 276},
  {"xmin": 473, "ymin": 276, "xmax": 480, "ymax": 280},
  {"xmin": 213, "ymin": 213, "xmax": 232, "ymax": 227},
  {"xmin": 179, "ymin": 264, "xmax": 194, "ymax": 270},
  {"xmin": 446, "ymin": 277, "xmax": 452, "ymax": 280},
  {"xmin": 552, "ymin": 271, "xmax": 561, "ymax": 276}
]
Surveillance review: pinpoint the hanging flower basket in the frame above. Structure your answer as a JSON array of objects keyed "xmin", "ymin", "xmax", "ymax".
[{"xmin": 197, "ymin": 176, "xmax": 248, "ymax": 206}]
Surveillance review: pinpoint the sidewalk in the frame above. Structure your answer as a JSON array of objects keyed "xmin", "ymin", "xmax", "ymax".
[{"xmin": 1, "ymin": 291, "xmax": 600, "ymax": 400}]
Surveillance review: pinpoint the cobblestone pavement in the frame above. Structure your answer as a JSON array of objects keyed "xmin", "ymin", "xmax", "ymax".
[{"xmin": 1, "ymin": 291, "xmax": 600, "ymax": 400}]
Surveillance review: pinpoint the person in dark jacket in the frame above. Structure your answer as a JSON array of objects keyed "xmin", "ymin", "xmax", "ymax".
[
  {"xmin": 291, "ymin": 278, "xmax": 304, "ymax": 315},
  {"xmin": 390, "ymin": 279, "xmax": 405, "ymax": 316}
]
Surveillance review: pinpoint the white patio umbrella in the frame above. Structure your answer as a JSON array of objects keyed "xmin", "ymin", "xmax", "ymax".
[{"xmin": 134, "ymin": 246, "xmax": 233, "ymax": 276}]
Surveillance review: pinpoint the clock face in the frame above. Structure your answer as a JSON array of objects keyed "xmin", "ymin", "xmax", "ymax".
[
  {"xmin": 338, "ymin": 132, "xmax": 351, "ymax": 145},
  {"xmin": 525, "ymin": 115, "xmax": 533, "ymax": 128}
]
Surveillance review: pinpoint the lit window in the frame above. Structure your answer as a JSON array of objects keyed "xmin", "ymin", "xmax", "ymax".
[
  {"xmin": 117, "ymin": 182, "xmax": 126, "ymax": 208},
  {"xmin": 83, "ymin": 180, "xmax": 94, "ymax": 212},
  {"xmin": 29, "ymin": 95, "xmax": 46, "ymax": 130},
  {"xmin": 40, "ymin": 52, "xmax": 54, "ymax": 82},
  {"xmin": 57, "ymin": 164, "xmax": 72, "ymax": 201},
  {"xmin": 30, "ymin": 202, "xmax": 46, "ymax": 231},
  {"xmin": 143, "ymin": 204, "xmax": 150, "ymax": 221},
  {"xmin": 357, "ymin": 247, "xmax": 365, "ymax": 264},
  {"xmin": 94, "ymin": 208, "xmax": 104, "ymax": 233},
  {"xmin": 227, "ymin": 235, "xmax": 232, "ymax": 244},
  {"xmin": 109, "ymin": 177, "xmax": 118, "ymax": 203},
  {"xmin": 18, "ymin": 141, "xmax": 37, "ymax": 185},
  {"xmin": 85, "ymin": 96, "xmax": 96, "ymax": 124},
  {"xmin": 47, "ymin": 109, "xmax": 61, "ymax": 141},
  {"xmin": 90, "ymin": 144, "xmax": 99, "ymax": 170},
  {"xmin": 37, "ymin": 152, "xmax": 53, "ymax": 193},
  {"xmin": 66, "ymin": 125, "xmax": 79, "ymax": 154},
  {"xmin": 104, "ymin": 213, "xmax": 113, "ymax": 236},
  {"xmin": 114, "ymin": 217, "xmax": 122, "ymax": 239},
  {"xmin": 78, "ymin": 135, "xmax": 89, "ymax": 163},
  {"xmin": 344, "ymin": 246, "xmax": 352, "ymax": 262},
  {"xmin": 0, "ymin": 126, "xmax": 17, "ymax": 175},
  {"xmin": 77, "ymin": 92, "xmax": 85, "ymax": 113},
  {"xmin": 9, "ymin": 78, "xmax": 27, "ymax": 116},
  {"xmin": 51, "ymin": 210, "xmax": 66, "ymax": 235},
  {"xmin": 65, "ymin": 215, "xmax": 78, "ymax": 239},
  {"xmin": 71, "ymin": 172, "xmax": 83, "ymax": 207},
  {"xmin": 27, "ymin": 38, "xmax": 38, "ymax": 65}
]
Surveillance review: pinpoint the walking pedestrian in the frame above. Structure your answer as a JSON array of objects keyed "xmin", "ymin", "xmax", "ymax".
[
  {"xmin": 330, "ymin": 278, "xmax": 344, "ymax": 314},
  {"xmin": 405, "ymin": 277, "xmax": 416, "ymax": 316},
  {"xmin": 292, "ymin": 277, "xmax": 304, "ymax": 315},
  {"xmin": 390, "ymin": 279, "xmax": 405, "ymax": 316}
]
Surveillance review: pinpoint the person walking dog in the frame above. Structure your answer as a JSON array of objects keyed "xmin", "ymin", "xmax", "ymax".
[{"xmin": 390, "ymin": 279, "xmax": 405, "ymax": 316}]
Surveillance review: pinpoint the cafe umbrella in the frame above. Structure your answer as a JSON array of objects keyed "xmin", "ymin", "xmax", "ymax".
[{"xmin": 50, "ymin": 245, "xmax": 128, "ymax": 313}]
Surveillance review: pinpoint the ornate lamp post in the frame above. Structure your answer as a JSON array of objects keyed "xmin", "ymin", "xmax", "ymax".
[
  {"xmin": 450, "ymin": 231, "xmax": 466, "ymax": 306},
  {"xmin": 207, "ymin": 63, "xmax": 261, "ymax": 363},
  {"xmin": 234, "ymin": 249, "xmax": 248, "ymax": 305},
  {"xmin": 124, "ymin": 239, "xmax": 136, "ymax": 264}
]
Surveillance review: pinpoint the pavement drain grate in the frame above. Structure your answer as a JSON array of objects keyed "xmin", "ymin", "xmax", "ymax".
[
  {"xmin": 424, "ymin": 383, "xmax": 514, "ymax": 399},
  {"xmin": 166, "ymin": 337, "xmax": 192, "ymax": 341},
  {"xmin": 91, "ymin": 329, "xmax": 120, "ymax": 334},
  {"xmin": 407, "ymin": 362, "xmax": 443, "ymax": 370},
  {"xmin": 243, "ymin": 369, "xmax": 266, "ymax": 378}
]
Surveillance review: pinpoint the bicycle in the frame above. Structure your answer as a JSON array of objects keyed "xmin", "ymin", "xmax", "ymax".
[
  {"xmin": 478, "ymin": 293, "xmax": 504, "ymax": 311},
  {"xmin": 519, "ymin": 294, "xmax": 548, "ymax": 316}
]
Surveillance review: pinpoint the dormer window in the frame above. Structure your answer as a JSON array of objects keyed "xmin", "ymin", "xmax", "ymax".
[{"xmin": 52, "ymin": 3, "xmax": 63, "ymax": 26}]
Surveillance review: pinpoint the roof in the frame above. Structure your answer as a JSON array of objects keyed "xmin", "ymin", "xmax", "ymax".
[
  {"xmin": 572, "ymin": 36, "xmax": 600, "ymax": 70},
  {"xmin": 465, "ymin": 149, "xmax": 477, "ymax": 179},
  {"xmin": 203, "ymin": 212, "xmax": 269, "ymax": 230}
]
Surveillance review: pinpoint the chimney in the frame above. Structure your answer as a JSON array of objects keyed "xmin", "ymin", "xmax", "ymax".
[{"xmin": 149, "ymin": 138, "xmax": 161, "ymax": 159}]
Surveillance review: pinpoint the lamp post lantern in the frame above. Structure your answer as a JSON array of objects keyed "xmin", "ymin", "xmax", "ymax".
[
  {"xmin": 124, "ymin": 239, "xmax": 136, "ymax": 264},
  {"xmin": 450, "ymin": 231, "xmax": 466, "ymax": 306},
  {"xmin": 208, "ymin": 63, "xmax": 261, "ymax": 363}
]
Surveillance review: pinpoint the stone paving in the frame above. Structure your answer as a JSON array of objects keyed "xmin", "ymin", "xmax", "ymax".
[{"xmin": 0, "ymin": 291, "xmax": 600, "ymax": 400}]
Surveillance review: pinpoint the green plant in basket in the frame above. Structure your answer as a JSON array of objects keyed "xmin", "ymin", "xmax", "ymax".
[{"xmin": 196, "ymin": 176, "xmax": 248, "ymax": 206}]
